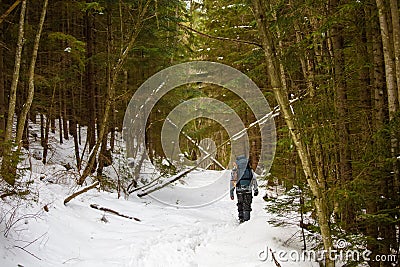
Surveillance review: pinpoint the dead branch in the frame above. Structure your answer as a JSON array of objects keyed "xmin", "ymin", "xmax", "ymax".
[
  {"xmin": 0, "ymin": 0, "xmax": 22, "ymax": 25},
  {"xmin": 90, "ymin": 203, "xmax": 141, "ymax": 221},
  {"xmin": 0, "ymin": 190, "xmax": 18, "ymax": 199},
  {"xmin": 15, "ymin": 245, "xmax": 42, "ymax": 261},
  {"xmin": 178, "ymin": 23, "xmax": 263, "ymax": 48},
  {"xmin": 63, "ymin": 181, "xmax": 99, "ymax": 205},
  {"xmin": 270, "ymin": 248, "xmax": 282, "ymax": 267}
]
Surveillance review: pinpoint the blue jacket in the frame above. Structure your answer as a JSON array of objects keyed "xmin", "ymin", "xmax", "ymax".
[{"xmin": 230, "ymin": 164, "xmax": 258, "ymax": 198}]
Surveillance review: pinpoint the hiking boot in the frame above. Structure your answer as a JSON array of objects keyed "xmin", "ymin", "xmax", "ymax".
[{"xmin": 243, "ymin": 211, "xmax": 250, "ymax": 221}]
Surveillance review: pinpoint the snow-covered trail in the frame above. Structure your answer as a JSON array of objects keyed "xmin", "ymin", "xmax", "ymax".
[
  {"xmin": 1, "ymin": 176, "xmax": 316, "ymax": 267},
  {"xmin": 0, "ymin": 121, "xmax": 320, "ymax": 266}
]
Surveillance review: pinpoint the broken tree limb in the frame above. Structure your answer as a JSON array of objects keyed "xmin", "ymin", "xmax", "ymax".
[
  {"xmin": 64, "ymin": 181, "xmax": 99, "ymax": 205},
  {"xmin": 128, "ymin": 172, "xmax": 165, "ymax": 194},
  {"xmin": 137, "ymin": 164, "xmax": 205, "ymax": 197},
  {"xmin": 165, "ymin": 117, "xmax": 225, "ymax": 170},
  {"xmin": 90, "ymin": 204, "xmax": 141, "ymax": 221}
]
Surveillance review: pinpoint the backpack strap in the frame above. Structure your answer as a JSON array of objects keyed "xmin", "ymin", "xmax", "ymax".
[{"xmin": 232, "ymin": 162, "xmax": 238, "ymax": 187}]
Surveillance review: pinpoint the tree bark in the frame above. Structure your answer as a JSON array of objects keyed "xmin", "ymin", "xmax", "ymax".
[
  {"xmin": 85, "ymin": 0, "xmax": 96, "ymax": 152},
  {"xmin": 376, "ymin": 0, "xmax": 399, "ymax": 119},
  {"xmin": 376, "ymin": 0, "xmax": 399, "ymax": 200},
  {"xmin": 1, "ymin": 0, "xmax": 26, "ymax": 185},
  {"xmin": 70, "ymin": 84, "xmax": 81, "ymax": 170},
  {"xmin": 97, "ymin": 4, "xmax": 113, "ymax": 179},
  {"xmin": 389, "ymin": 0, "xmax": 400, "ymax": 106},
  {"xmin": 0, "ymin": 24, "xmax": 5, "ymax": 155},
  {"xmin": 251, "ymin": 1, "xmax": 334, "ymax": 266},
  {"xmin": 371, "ymin": 15, "xmax": 386, "ymax": 128},
  {"xmin": 58, "ymin": 84, "xmax": 63, "ymax": 144},
  {"xmin": 42, "ymin": 84, "xmax": 56, "ymax": 164},
  {"xmin": 389, "ymin": 0, "xmax": 400, "ymax": 197},
  {"xmin": 375, "ymin": 0, "xmax": 400, "ymax": 260},
  {"xmin": 15, "ymin": 0, "xmax": 48, "ymax": 150},
  {"xmin": 62, "ymin": 87, "xmax": 69, "ymax": 141}
]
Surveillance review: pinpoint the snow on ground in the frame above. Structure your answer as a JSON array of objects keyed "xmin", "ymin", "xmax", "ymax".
[
  {"xmin": 0, "ymin": 181, "xmax": 317, "ymax": 267},
  {"xmin": 0, "ymin": 124, "xmax": 319, "ymax": 267}
]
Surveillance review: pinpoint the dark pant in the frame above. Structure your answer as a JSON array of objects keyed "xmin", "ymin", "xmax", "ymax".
[{"xmin": 236, "ymin": 190, "xmax": 252, "ymax": 221}]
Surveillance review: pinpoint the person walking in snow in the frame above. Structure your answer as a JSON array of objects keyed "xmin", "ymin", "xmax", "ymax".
[{"xmin": 230, "ymin": 155, "xmax": 258, "ymax": 223}]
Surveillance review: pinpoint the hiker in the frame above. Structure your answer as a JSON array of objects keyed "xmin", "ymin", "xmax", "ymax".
[{"xmin": 230, "ymin": 155, "xmax": 258, "ymax": 223}]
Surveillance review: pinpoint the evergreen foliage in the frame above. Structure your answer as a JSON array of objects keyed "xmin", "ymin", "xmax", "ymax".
[{"xmin": 0, "ymin": 0, "xmax": 399, "ymax": 265}]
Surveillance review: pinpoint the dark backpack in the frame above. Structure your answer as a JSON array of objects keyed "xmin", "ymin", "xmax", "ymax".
[{"xmin": 235, "ymin": 155, "xmax": 253, "ymax": 187}]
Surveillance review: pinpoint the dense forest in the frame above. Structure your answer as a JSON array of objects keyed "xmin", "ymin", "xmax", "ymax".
[{"xmin": 0, "ymin": 0, "xmax": 399, "ymax": 266}]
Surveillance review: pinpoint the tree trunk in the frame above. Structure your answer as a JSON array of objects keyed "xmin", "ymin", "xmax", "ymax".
[
  {"xmin": 371, "ymin": 16, "xmax": 386, "ymax": 128},
  {"xmin": 362, "ymin": 9, "xmax": 381, "ymax": 266},
  {"xmin": 42, "ymin": 111, "xmax": 50, "ymax": 165},
  {"xmin": 51, "ymin": 117, "xmax": 55, "ymax": 133},
  {"xmin": 85, "ymin": 0, "xmax": 96, "ymax": 152},
  {"xmin": 0, "ymin": 24, "xmax": 5, "ymax": 156},
  {"xmin": 110, "ymin": 106, "xmax": 115, "ymax": 152},
  {"xmin": 40, "ymin": 113, "xmax": 44, "ymax": 147},
  {"xmin": 70, "ymin": 82, "xmax": 81, "ymax": 170},
  {"xmin": 389, "ymin": 0, "xmax": 400, "ymax": 198},
  {"xmin": 58, "ymin": 84, "xmax": 63, "ymax": 144},
  {"xmin": 329, "ymin": 0, "xmax": 354, "ymax": 230},
  {"xmin": 42, "ymin": 84, "xmax": 56, "ymax": 164},
  {"xmin": 376, "ymin": 0, "xmax": 399, "ymax": 199},
  {"xmin": 376, "ymin": 0, "xmax": 400, "ymax": 260},
  {"xmin": 389, "ymin": 0, "xmax": 400, "ymax": 106},
  {"xmin": 251, "ymin": 1, "xmax": 334, "ymax": 266},
  {"xmin": 376, "ymin": 0, "xmax": 399, "ymax": 119},
  {"xmin": 1, "ymin": 0, "xmax": 26, "ymax": 186},
  {"xmin": 15, "ymin": 0, "xmax": 48, "ymax": 150},
  {"xmin": 62, "ymin": 86, "xmax": 69, "ymax": 141},
  {"xmin": 97, "ymin": 4, "xmax": 113, "ymax": 179}
]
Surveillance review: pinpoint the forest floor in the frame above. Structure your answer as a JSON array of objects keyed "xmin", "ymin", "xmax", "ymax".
[{"xmin": 0, "ymin": 125, "xmax": 318, "ymax": 267}]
